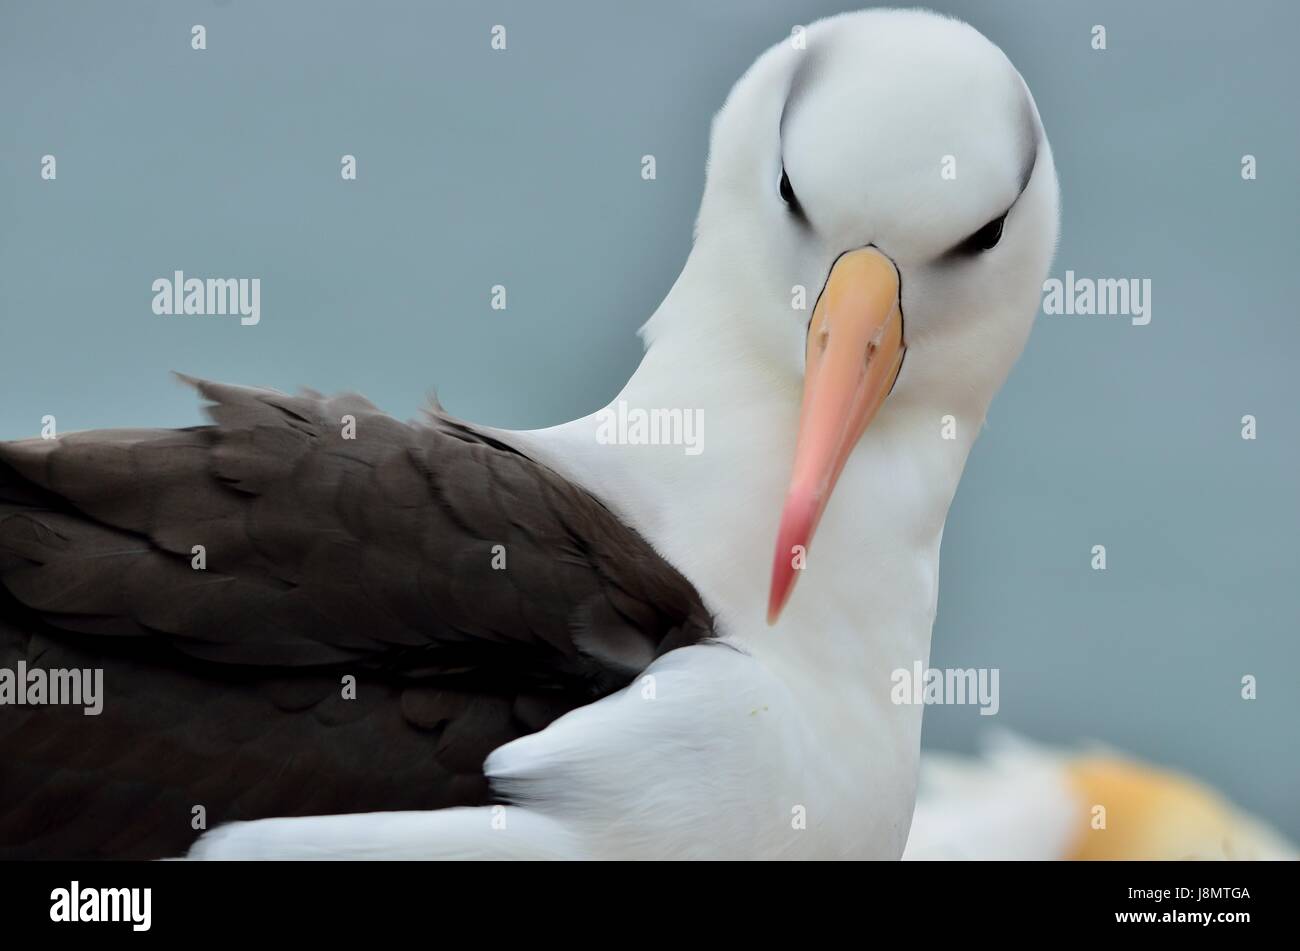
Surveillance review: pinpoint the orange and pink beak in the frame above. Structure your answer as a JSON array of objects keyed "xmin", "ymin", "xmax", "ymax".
[{"xmin": 767, "ymin": 248, "xmax": 906, "ymax": 624}]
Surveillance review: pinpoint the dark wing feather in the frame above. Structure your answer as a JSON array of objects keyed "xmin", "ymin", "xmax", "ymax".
[{"xmin": 0, "ymin": 377, "xmax": 713, "ymax": 858}]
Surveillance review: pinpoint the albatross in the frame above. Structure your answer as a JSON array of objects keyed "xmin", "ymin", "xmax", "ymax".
[{"xmin": 0, "ymin": 8, "xmax": 1059, "ymax": 860}]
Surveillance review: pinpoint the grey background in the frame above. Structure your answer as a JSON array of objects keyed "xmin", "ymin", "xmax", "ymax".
[{"xmin": 1, "ymin": 1, "xmax": 1296, "ymax": 835}]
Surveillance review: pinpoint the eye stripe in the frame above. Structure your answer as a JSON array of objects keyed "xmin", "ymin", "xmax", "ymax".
[
  {"xmin": 971, "ymin": 214, "xmax": 1005, "ymax": 250},
  {"xmin": 779, "ymin": 165, "xmax": 810, "ymax": 224},
  {"xmin": 945, "ymin": 209, "xmax": 1009, "ymax": 258}
]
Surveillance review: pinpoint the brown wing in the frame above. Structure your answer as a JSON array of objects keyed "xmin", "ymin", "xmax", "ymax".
[{"xmin": 0, "ymin": 377, "xmax": 713, "ymax": 858}]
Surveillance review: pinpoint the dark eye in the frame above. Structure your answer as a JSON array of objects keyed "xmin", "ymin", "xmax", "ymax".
[
  {"xmin": 961, "ymin": 213, "xmax": 1007, "ymax": 253},
  {"xmin": 779, "ymin": 167, "xmax": 796, "ymax": 204},
  {"xmin": 778, "ymin": 166, "xmax": 807, "ymax": 221}
]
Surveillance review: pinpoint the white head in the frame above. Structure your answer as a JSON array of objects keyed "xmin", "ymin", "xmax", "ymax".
[{"xmin": 642, "ymin": 9, "xmax": 1059, "ymax": 622}]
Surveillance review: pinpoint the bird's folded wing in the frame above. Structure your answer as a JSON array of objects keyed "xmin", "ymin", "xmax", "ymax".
[{"xmin": 0, "ymin": 376, "xmax": 713, "ymax": 858}]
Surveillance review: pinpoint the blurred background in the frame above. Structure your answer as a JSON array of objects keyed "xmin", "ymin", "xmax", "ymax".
[{"xmin": 1, "ymin": 1, "xmax": 1296, "ymax": 842}]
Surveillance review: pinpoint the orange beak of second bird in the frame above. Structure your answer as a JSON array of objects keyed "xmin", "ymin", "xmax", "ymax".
[{"xmin": 767, "ymin": 248, "xmax": 905, "ymax": 624}]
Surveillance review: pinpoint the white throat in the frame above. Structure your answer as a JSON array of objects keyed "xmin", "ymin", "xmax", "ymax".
[{"xmin": 492, "ymin": 243, "xmax": 999, "ymax": 853}]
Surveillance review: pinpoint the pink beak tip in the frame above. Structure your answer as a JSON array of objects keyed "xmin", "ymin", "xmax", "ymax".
[
  {"xmin": 766, "ymin": 500, "xmax": 815, "ymax": 627},
  {"xmin": 766, "ymin": 583, "xmax": 788, "ymax": 626}
]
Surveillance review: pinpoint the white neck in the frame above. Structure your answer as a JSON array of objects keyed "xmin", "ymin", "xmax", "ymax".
[{"xmin": 492, "ymin": 246, "xmax": 996, "ymax": 853}]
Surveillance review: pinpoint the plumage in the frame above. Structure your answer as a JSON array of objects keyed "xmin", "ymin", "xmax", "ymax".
[
  {"xmin": 1, "ymin": 9, "xmax": 1062, "ymax": 860},
  {"xmin": 0, "ymin": 377, "xmax": 713, "ymax": 858}
]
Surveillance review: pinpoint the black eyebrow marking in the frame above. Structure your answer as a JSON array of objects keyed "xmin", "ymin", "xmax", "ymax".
[
  {"xmin": 942, "ymin": 208, "xmax": 1011, "ymax": 259},
  {"xmin": 779, "ymin": 167, "xmax": 810, "ymax": 224},
  {"xmin": 940, "ymin": 87, "xmax": 1041, "ymax": 261},
  {"xmin": 778, "ymin": 47, "xmax": 822, "ymax": 229}
]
